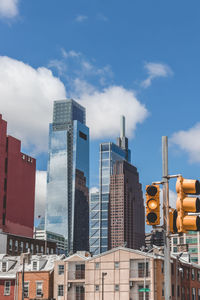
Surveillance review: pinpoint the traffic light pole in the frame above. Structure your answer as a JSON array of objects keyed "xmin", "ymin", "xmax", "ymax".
[{"xmin": 162, "ymin": 136, "xmax": 171, "ymax": 300}]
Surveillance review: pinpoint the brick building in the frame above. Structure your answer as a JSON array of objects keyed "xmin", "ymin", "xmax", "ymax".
[
  {"xmin": 0, "ymin": 114, "xmax": 36, "ymax": 238},
  {"xmin": 0, "ymin": 254, "xmax": 20, "ymax": 300},
  {"xmin": 109, "ymin": 160, "xmax": 145, "ymax": 250},
  {"xmin": 17, "ymin": 253, "xmax": 64, "ymax": 300},
  {"xmin": 0, "ymin": 232, "xmax": 57, "ymax": 256}
]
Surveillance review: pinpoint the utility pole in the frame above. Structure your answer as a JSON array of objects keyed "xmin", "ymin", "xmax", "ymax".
[
  {"xmin": 162, "ymin": 136, "xmax": 171, "ymax": 300},
  {"xmin": 22, "ymin": 256, "xmax": 25, "ymax": 300},
  {"xmin": 102, "ymin": 272, "xmax": 107, "ymax": 300}
]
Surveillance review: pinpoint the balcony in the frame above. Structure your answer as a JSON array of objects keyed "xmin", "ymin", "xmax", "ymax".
[{"xmin": 68, "ymin": 270, "xmax": 85, "ymax": 281}]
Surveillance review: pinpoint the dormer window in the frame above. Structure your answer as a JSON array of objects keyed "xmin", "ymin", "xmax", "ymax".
[
  {"xmin": 32, "ymin": 261, "xmax": 38, "ymax": 271},
  {"xmin": 2, "ymin": 262, "xmax": 7, "ymax": 272}
]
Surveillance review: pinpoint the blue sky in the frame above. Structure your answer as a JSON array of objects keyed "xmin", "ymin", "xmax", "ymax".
[{"xmin": 1, "ymin": 0, "xmax": 200, "ymax": 220}]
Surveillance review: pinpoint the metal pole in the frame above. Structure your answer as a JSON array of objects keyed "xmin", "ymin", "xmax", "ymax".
[
  {"xmin": 22, "ymin": 257, "xmax": 25, "ymax": 300},
  {"xmin": 144, "ymin": 254, "xmax": 146, "ymax": 300},
  {"xmin": 162, "ymin": 136, "xmax": 171, "ymax": 300},
  {"xmin": 102, "ymin": 272, "xmax": 107, "ymax": 300}
]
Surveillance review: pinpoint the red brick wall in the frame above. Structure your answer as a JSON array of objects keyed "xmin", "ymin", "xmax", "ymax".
[{"xmin": 0, "ymin": 279, "xmax": 15, "ymax": 300}]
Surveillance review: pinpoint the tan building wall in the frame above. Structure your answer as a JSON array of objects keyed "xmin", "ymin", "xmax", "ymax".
[{"xmin": 54, "ymin": 248, "xmax": 158, "ymax": 300}]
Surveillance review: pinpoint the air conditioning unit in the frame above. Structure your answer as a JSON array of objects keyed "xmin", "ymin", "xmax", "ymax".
[{"xmin": 129, "ymin": 281, "xmax": 134, "ymax": 288}]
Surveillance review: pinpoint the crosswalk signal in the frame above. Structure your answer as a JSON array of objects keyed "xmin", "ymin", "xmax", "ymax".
[
  {"xmin": 146, "ymin": 185, "xmax": 160, "ymax": 226},
  {"xmin": 176, "ymin": 176, "xmax": 200, "ymax": 233}
]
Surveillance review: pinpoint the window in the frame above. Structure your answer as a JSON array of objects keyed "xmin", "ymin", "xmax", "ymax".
[
  {"xmin": 138, "ymin": 262, "xmax": 148, "ymax": 277},
  {"xmin": 186, "ymin": 268, "xmax": 189, "ymax": 280},
  {"xmin": 58, "ymin": 285, "xmax": 64, "ymax": 296},
  {"xmin": 24, "ymin": 282, "xmax": 29, "ymax": 298},
  {"xmin": 36, "ymin": 245, "xmax": 39, "ymax": 253},
  {"xmin": 198, "ymin": 270, "xmax": 200, "ymax": 282},
  {"xmin": 79, "ymin": 131, "xmax": 87, "ymax": 140},
  {"xmin": 9, "ymin": 239, "xmax": 12, "ymax": 251},
  {"xmin": 172, "ymin": 284, "xmax": 174, "ymax": 296},
  {"xmin": 50, "ymin": 248, "xmax": 54, "ymax": 254},
  {"xmin": 95, "ymin": 285, "xmax": 99, "ymax": 292},
  {"xmin": 162, "ymin": 282, "xmax": 164, "ymax": 296},
  {"xmin": 115, "ymin": 285, "xmax": 119, "ymax": 292},
  {"xmin": 95, "ymin": 262, "xmax": 100, "ymax": 269},
  {"xmin": 15, "ymin": 240, "xmax": 18, "ymax": 252},
  {"xmin": 36, "ymin": 282, "xmax": 43, "ymax": 297},
  {"xmin": 58, "ymin": 265, "xmax": 64, "ymax": 275},
  {"xmin": 46, "ymin": 247, "xmax": 49, "ymax": 254},
  {"xmin": 41, "ymin": 246, "xmax": 44, "ymax": 253},
  {"xmin": 2, "ymin": 262, "xmax": 7, "ymax": 272},
  {"xmin": 161, "ymin": 262, "xmax": 164, "ymax": 273},
  {"xmin": 182, "ymin": 287, "xmax": 185, "ymax": 299},
  {"xmin": 192, "ymin": 288, "xmax": 196, "ymax": 300},
  {"xmin": 187, "ymin": 288, "xmax": 190, "ymax": 300},
  {"xmin": 30, "ymin": 244, "xmax": 33, "ymax": 253},
  {"xmin": 177, "ymin": 285, "xmax": 180, "ymax": 297},
  {"xmin": 173, "ymin": 237, "xmax": 178, "ymax": 244},
  {"xmin": 20, "ymin": 242, "xmax": 23, "ymax": 252},
  {"xmin": 4, "ymin": 281, "xmax": 10, "ymax": 295},
  {"xmin": 198, "ymin": 288, "xmax": 200, "ymax": 300},
  {"xmin": 25, "ymin": 242, "xmax": 29, "ymax": 252},
  {"xmin": 114, "ymin": 262, "xmax": 119, "ymax": 269},
  {"xmin": 192, "ymin": 268, "xmax": 195, "ymax": 280},
  {"xmin": 32, "ymin": 261, "xmax": 38, "ymax": 271}
]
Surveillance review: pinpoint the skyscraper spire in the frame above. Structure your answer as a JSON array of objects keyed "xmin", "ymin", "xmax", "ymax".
[{"xmin": 116, "ymin": 115, "xmax": 131, "ymax": 162}]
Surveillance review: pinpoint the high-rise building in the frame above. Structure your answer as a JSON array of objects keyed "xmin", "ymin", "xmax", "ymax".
[
  {"xmin": 45, "ymin": 99, "xmax": 89, "ymax": 254},
  {"xmin": 109, "ymin": 160, "xmax": 145, "ymax": 250},
  {"xmin": 0, "ymin": 114, "xmax": 36, "ymax": 238},
  {"xmin": 90, "ymin": 116, "xmax": 131, "ymax": 254},
  {"xmin": 171, "ymin": 231, "xmax": 200, "ymax": 264}
]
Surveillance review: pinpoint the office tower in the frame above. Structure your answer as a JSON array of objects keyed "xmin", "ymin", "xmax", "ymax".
[
  {"xmin": 89, "ymin": 192, "xmax": 100, "ymax": 255},
  {"xmin": 171, "ymin": 231, "xmax": 200, "ymax": 264},
  {"xmin": 0, "ymin": 114, "xmax": 36, "ymax": 238},
  {"xmin": 109, "ymin": 160, "xmax": 145, "ymax": 250},
  {"xmin": 90, "ymin": 116, "xmax": 131, "ymax": 254},
  {"xmin": 45, "ymin": 99, "xmax": 89, "ymax": 254}
]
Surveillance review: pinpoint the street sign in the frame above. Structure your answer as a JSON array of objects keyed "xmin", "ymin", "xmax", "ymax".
[{"xmin": 139, "ymin": 288, "xmax": 150, "ymax": 292}]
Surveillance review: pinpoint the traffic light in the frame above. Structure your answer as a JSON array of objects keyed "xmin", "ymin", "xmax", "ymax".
[
  {"xmin": 146, "ymin": 185, "xmax": 160, "ymax": 226},
  {"xmin": 176, "ymin": 176, "xmax": 200, "ymax": 233},
  {"xmin": 169, "ymin": 208, "xmax": 178, "ymax": 234}
]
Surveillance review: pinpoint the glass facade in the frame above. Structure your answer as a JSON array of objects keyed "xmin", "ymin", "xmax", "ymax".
[
  {"xmin": 89, "ymin": 193, "xmax": 100, "ymax": 255},
  {"xmin": 89, "ymin": 141, "xmax": 131, "ymax": 254},
  {"xmin": 45, "ymin": 99, "xmax": 89, "ymax": 254}
]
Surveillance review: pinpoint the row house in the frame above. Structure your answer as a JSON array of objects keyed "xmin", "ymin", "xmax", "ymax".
[
  {"xmin": 0, "ymin": 253, "xmax": 64, "ymax": 300},
  {"xmin": 54, "ymin": 247, "xmax": 200, "ymax": 300}
]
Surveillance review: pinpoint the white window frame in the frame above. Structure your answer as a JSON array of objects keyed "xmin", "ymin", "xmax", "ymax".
[
  {"xmin": 58, "ymin": 285, "xmax": 64, "ymax": 296},
  {"xmin": 58, "ymin": 265, "xmax": 64, "ymax": 275},
  {"xmin": 32, "ymin": 261, "xmax": 38, "ymax": 271},
  {"xmin": 4, "ymin": 281, "xmax": 11, "ymax": 295},
  {"xmin": 2, "ymin": 261, "xmax": 7, "ymax": 272},
  {"xmin": 24, "ymin": 282, "xmax": 29, "ymax": 298},
  {"xmin": 36, "ymin": 281, "xmax": 43, "ymax": 297}
]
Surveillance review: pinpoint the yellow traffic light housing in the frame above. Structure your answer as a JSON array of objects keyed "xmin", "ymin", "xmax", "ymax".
[
  {"xmin": 146, "ymin": 185, "xmax": 160, "ymax": 226},
  {"xmin": 176, "ymin": 176, "xmax": 200, "ymax": 233}
]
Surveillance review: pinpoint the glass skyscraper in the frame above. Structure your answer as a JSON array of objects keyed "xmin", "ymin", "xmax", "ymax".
[
  {"xmin": 45, "ymin": 99, "xmax": 89, "ymax": 254},
  {"xmin": 90, "ymin": 116, "xmax": 131, "ymax": 254}
]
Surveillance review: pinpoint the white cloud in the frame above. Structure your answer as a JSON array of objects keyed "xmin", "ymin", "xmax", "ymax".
[
  {"xmin": 77, "ymin": 85, "xmax": 148, "ymax": 139},
  {"xmin": 75, "ymin": 15, "xmax": 88, "ymax": 22},
  {"xmin": 90, "ymin": 187, "xmax": 99, "ymax": 194},
  {"xmin": 170, "ymin": 123, "xmax": 200, "ymax": 163},
  {"xmin": 35, "ymin": 171, "xmax": 47, "ymax": 218},
  {"xmin": 0, "ymin": 0, "xmax": 19, "ymax": 18},
  {"xmin": 0, "ymin": 56, "xmax": 66, "ymax": 153},
  {"xmin": 142, "ymin": 62, "xmax": 173, "ymax": 88}
]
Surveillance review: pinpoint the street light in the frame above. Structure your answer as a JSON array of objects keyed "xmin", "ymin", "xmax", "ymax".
[
  {"xmin": 102, "ymin": 272, "xmax": 107, "ymax": 300},
  {"xmin": 176, "ymin": 252, "xmax": 183, "ymax": 300}
]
